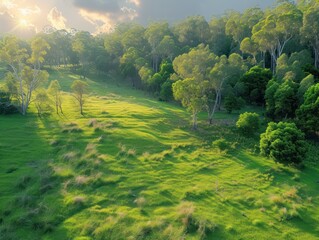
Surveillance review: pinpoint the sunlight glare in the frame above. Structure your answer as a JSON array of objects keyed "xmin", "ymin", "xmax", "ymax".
[{"xmin": 19, "ymin": 19, "xmax": 29, "ymax": 28}]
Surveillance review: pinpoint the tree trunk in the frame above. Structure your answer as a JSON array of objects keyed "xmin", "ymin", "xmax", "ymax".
[
  {"xmin": 192, "ymin": 112, "xmax": 198, "ymax": 130},
  {"xmin": 80, "ymin": 97, "xmax": 83, "ymax": 115},
  {"xmin": 262, "ymin": 51, "xmax": 266, "ymax": 68},
  {"xmin": 217, "ymin": 92, "xmax": 222, "ymax": 111},
  {"xmin": 314, "ymin": 47, "xmax": 319, "ymax": 69},
  {"xmin": 59, "ymin": 104, "xmax": 63, "ymax": 114},
  {"xmin": 209, "ymin": 89, "xmax": 220, "ymax": 124}
]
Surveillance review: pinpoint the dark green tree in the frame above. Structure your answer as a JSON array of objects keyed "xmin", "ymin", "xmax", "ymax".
[
  {"xmin": 273, "ymin": 79, "xmax": 299, "ymax": 119},
  {"xmin": 265, "ymin": 80, "xmax": 280, "ymax": 119},
  {"xmin": 224, "ymin": 94, "xmax": 245, "ymax": 113},
  {"xmin": 160, "ymin": 80, "xmax": 173, "ymax": 101},
  {"xmin": 297, "ymin": 74, "xmax": 315, "ymax": 103},
  {"xmin": 296, "ymin": 83, "xmax": 319, "ymax": 134},
  {"xmin": 173, "ymin": 16, "xmax": 211, "ymax": 48},
  {"xmin": 240, "ymin": 66, "xmax": 272, "ymax": 104},
  {"xmin": 265, "ymin": 78, "xmax": 299, "ymax": 120},
  {"xmin": 72, "ymin": 31, "xmax": 94, "ymax": 78},
  {"xmin": 260, "ymin": 122, "xmax": 307, "ymax": 164}
]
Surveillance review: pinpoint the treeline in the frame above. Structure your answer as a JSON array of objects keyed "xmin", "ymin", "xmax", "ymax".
[{"xmin": 1, "ymin": 0, "xmax": 319, "ymax": 135}]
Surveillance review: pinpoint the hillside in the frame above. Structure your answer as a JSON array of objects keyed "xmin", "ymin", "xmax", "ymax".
[{"xmin": 0, "ymin": 70, "xmax": 319, "ymax": 240}]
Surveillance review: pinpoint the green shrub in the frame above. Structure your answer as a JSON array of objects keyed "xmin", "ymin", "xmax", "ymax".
[
  {"xmin": 260, "ymin": 122, "xmax": 307, "ymax": 164},
  {"xmin": 212, "ymin": 138, "xmax": 229, "ymax": 152},
  {"xmin": 0, "ymin": 90, "xmax": 18, "ymax": 114},
  {"xmin": 236, "ymin": 112, "xmax": 260, "ymax": 136}
]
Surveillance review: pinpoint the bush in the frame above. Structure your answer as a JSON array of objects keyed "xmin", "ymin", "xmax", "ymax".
[
  {"xmin": 0, "ymin": 103, "xmax": 18, "ymax": 115},
  {"xmin": 0, "ymin": 90, "xmax": 18, "ymax": 115},
  {"xmin": 236, "ymin": 112, "xmax": 260, "ymax": 136},
  {"xmin": 212, "ymin": 138, "xmax": 229, "ymax": 152},
  {"xmin": 260, "ymin": 122, "xmax": 307, "ymax": 164}
]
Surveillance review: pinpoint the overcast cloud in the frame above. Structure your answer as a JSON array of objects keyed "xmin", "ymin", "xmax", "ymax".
[{"xmin": 0, "ymin": 0, "xmax": 277, "ymax": 36}]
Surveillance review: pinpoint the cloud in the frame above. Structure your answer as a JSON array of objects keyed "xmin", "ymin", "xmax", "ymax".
[
  {"xmin": 0, "ymin": 11, "xmax": 15, "ymax": 33},
  {"xmin": 0, "ymin": 0, "xmax": 41, "ymax": 33},
  {"xmin": 120, "ymin": 6, "xmax": 138, "ymax": 20},
  {"xmin": 73, "ymin": 0, "xmax": 121, "ymax": 13},
  {"xmin": 47, "ymin": 7, "xmax": 67, "ymax": 30},
  {"xmin": 0, "ymin": 0, "xmax": 17, "ymax": 15},
  {"xmin": 78, "ymin": 7, "xmax": 137, "ymax": 34},
  {"xmin": 128, "ymin": 0, "xmax": 140, "ymax": 6},
  {"xmin": 73, "ymin": 0, "xmax": 139, "ymax": 33},
  {"xmin": 136, "ymin": 0, "xmax": 200, "ymax": 24},
  {"xmin": 18, "ymin": 5, "xmax": 41, "ymax": 16},
  {"xmin": 1, "ymin": 0, "xmax": 41, "ymax": 17},
  {"xmin": 79, "ymin": 10, "xmax": 114, "ymax": 33}
]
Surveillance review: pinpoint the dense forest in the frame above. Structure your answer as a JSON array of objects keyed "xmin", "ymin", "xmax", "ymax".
[{"xmin": 1, "ymin": 0, "xmax": 319, "ymax": 239}]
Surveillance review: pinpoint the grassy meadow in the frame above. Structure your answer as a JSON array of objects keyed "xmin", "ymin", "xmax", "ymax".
[{"xmin": 0, "ymin": 68, "xmax": 319, "ymax": 240}]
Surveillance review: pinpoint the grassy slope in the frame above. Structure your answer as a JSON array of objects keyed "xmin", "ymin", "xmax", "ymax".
[{"xmin": 0, "ymin": 68, "xmax": 319, "ymax": 240}]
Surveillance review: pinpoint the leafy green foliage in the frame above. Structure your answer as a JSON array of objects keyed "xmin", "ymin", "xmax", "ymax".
[
  {"xmin": 0, "ymin": 36, "xmax": 50, "ymax": 115},
  {"xmin": 273, "ymin": 79, "xmax": 299, "ymax": 119},
  {"xmin": 173, "ymin": 44, "xmax": 215, "ymax": 128},
  {"xmin": 173, "ymin": 16, "xmax": 211, "ymax": 48},
  {"xmin": 212, "ymin": 138, "xmax": 230, "ymax": 152},
  {"xmin": 0, "ymin": 90, "xmax": 18, "ymax": 115},
  {"xmin": 252, "ymin": 2, "xmax": 302, "ymax": 72},
  {"xmin": 296, "ymin": 83, "xmax": 319, "ymax": 134},
  {"xmin": 236, "ymin": 112, "xmax": 260, "ymax": 136},
  {"xmin": 34, "ymin": 89, "xmax": 52, "ymax": 116},
  {"xmin": 276, "ymin": 51, "xmax": 312, "ymax": 83},
  {"xmin": 224, "ymin": 94, "xmax": 245, "ymax": 113},
  {"xmin": 301, "ymin": 3, "xmax": 319, "ymax": 68},
  {"xmin": 260, "ymin": 122, "xmax": 307, "ymax": 164},
  {"xmin": 149, "ymin": 73, "xmax": 164, "ymax": 93},
  {"xmin": 48, "ymin": 80, "xmax": 63, "ymax": 114},
  {"xmin": 297, "ymin": 74, "xmax": 315, "ymax": 103},
  {"xmin": 240, "ymin": 66, "xmax": 272, "ymax": 104},
  {"xmin": 265, "ymin": 79, "xmax": 299, "ymax": 120},
  {"xmin": 160, "ymin": 80, "xmax": 173, "ymax": 101},
  {"xmin": 208, "ymin": 53, "xmax": 247, "ymax": 122},
  {"xmin": 172, "ymin": 78, "xmax": 205, "ymax": 129}
]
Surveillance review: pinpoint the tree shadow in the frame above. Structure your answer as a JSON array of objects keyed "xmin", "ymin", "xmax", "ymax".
[{"xmin": 0, "ymin": 114, "xmax": 69, "ymax": 240}]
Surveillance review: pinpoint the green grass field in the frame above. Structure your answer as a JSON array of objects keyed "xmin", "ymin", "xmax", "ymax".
[{"xmin": 1, "ymin": 68, "xmax": 319, "ymax": 240}]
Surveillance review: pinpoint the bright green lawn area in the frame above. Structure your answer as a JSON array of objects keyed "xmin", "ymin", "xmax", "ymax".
[{"xmin": 0, "ymin": 68, "xmax": 319, "ymax": 240}]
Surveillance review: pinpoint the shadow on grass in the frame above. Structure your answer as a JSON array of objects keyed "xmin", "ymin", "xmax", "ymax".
[{"xmin": 0, "ymin": 114, "xmax": 69, "ymax": 240}]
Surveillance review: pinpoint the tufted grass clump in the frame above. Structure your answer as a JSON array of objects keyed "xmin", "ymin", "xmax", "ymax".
[{"xmin": 212, "ymin": 138, "xmax": 230, "ymax": 153}]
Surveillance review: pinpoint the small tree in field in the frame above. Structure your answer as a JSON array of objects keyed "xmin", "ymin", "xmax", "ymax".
[
  {"xmin": 34, "ymin": 89, "xmax": 52, "ymax": 116},
  {"xmin": 172, "ymin": 78, "xmax": 206, "ymax": 130},
  {"xmin": 48, "ymin": 80, "xmax": 63, "ymax": 114},
  {"xmin": 236, "ymin": 112, "xmax": 260, "ymax": 136},
  {"xmin": 71, "ymin": 80, "xmax": 88, "ymax": 115},
  {"xmin": 260, "ymin": 122, "xmax": 307, "ymax": 165}
]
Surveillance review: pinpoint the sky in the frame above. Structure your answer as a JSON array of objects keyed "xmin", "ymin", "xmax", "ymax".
[{"xmin": 0, "ymin": 0, "xmax": 277, "ymax": 36}]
